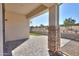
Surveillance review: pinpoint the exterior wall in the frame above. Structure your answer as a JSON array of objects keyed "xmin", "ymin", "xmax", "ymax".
[
  {"xmin": 60, "ymin": 26, "xmax": 79, "ymax": 33},
  {"xmin": 71, "ymin": 26, "xmax": 79, "ymax": 31},
  {"xmin": 60, "ymin": 26, "xmax": 66, "ymax": 32},
  {"xmin": 60, "ymin": 26, "xmax": 79, "ymax": 31},
  {"xmin": 60, "ymin": 26, "xmax": 79, "ymax": 41},
  {"xmin": 0, "ymin": 4, "xmax": 3, "ymax": 56},
  {"xmin": 61, "ymin": 33, "xmax": 79, "ymax": 40},
  {"xmin": 30, "ymin": 26, "xmax": 79, "ymax": 34},
  {"xmin": 5, "ymin": 11, "xmax": 29, "ymax": 42}
]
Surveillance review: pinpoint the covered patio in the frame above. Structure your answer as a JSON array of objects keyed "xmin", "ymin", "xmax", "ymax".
[
  {"xmin": 0, "ymin": 3, "xmax": 61, "ymax": 56},
  {"xmin": 11, "ymin": 35, "xmax": 70, "ymax": 56}
]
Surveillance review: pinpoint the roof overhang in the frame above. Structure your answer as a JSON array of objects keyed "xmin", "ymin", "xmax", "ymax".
[{"xmin": 5, "ymin": 3, "xmax": 61, "ymax": 19}]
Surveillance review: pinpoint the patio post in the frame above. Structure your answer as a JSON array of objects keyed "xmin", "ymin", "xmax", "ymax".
[{"xmin": 48, "ymin": 4, "xmax": 61, "ymax": 55}]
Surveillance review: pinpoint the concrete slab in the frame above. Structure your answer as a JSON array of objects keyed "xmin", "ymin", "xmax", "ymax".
[
  {"xmin": 12, "ymin": 35, "xmax": 71, "ymax": 56},
  {"xmin": 12, "ymin": 35, "xmax": 49, "ymax": 56},
  {"xmin": 61, "ymin": 38, "xmax": 71, "ymax": 47}
]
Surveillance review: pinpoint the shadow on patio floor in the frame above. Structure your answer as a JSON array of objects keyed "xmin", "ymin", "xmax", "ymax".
[{"xmin": 4, "ymin": 38, "xmax": 28, "ymax": 56}]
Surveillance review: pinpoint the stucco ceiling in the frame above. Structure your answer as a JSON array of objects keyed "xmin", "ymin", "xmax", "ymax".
[
  {"xmin": 5, "ymin": 3, "xmax": 41, "ymax": 15},
  {"xmin": 5, "ymin": 3, "xmax": 55, "ymax": 15}
]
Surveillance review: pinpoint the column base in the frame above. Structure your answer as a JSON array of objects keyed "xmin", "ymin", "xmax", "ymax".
[{"xmin": 48, "ymin": 50, "xmax": 63, "ymax": 56}]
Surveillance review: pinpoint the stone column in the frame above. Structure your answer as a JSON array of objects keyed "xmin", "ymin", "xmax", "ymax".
[
  {"xmin": 48, "ymin": 4, "xmax": 61, "ymax": 55},
  {"xmin": 0, "ymin": 3, "xmax": 5, "ymax": 56}
]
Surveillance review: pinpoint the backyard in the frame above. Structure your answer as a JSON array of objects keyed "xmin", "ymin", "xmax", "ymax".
[
  {"xmin": 30, "ymin": 32, "xmax": 42, "ymax": 36},
  {"xmin": 29, "ymin": 32, "xmax": 79, "ymax": 56}
]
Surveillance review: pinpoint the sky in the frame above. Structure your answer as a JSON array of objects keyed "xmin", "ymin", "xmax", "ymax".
[
  {"xmin": 59, "ymin": 3, "xmax": 79, "ymax": 25},
  {"xmin": 30, "ymin": 12, "xmax": 49, "ymax": 26},
  {"xmin": 30, "ymin": 3, "xmax": 79, "ymax": 26}
]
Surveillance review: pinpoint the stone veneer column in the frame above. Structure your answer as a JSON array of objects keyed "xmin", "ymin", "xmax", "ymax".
[{"xmin": 48, "ymin": 4, "xmax": 61, "ymax": 55}]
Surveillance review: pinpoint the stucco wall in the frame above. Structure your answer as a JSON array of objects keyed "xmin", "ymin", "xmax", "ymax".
[
  {"xmin": 72, "ymin": 26, "xmax": 79, "ymax": 31},
  {"xmin": 60, "ymin": 26, "xmax": 79, "ymax": 31},
  {"xmin": 0, "ymin": 4, "xmax": 3, "ymax": 56},
  {"xmin": 5, "ymin": 11, "xmax": 29, "ymax": 42}
]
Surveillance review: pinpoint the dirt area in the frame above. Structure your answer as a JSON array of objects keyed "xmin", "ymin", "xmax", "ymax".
[{"xmin": 62, "ymin": 40, "xmax": 79, "ymax": 56}]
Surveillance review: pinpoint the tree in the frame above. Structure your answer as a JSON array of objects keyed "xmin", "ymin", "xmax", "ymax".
[
  {"xmin": 40, "ymin": 24, "xmax": 44, "ymax": 27},
  {"xmin": 31, "ymin": 26, "xmax": 34, "ymax": 28},
  {"xmin": 64, "ymin": 18, "xmax": 76, "ymax": 29}
]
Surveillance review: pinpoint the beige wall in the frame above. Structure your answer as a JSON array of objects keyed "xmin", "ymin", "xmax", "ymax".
[
  {"xmin": 5, "ymin": 11, "xmax": 29, "ymax": 42},
  {"xmin": 72, "ymin": 26, "xmax": 79, "ymax": 30},
  {"xmin": 0, "ymin": 4, "xmax": 3, "ymax": 56},
  {"xmin": 60, "ymin": 26, "xmax": 79, "ymax": 31}
]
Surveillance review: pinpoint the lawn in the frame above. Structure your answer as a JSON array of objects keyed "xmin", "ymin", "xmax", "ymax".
[{"xmin": 30, "ymin": 32, "xmax": 42, "ymax": 36}]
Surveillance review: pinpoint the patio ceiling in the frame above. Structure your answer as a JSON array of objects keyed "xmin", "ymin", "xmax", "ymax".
[
  {"xmin": 5, "ymin": 3, "xmax": 55, "ymax": 16},
  {"xmin": 5, "ymin": 3, "xmax": 41, "ymax": 15}
]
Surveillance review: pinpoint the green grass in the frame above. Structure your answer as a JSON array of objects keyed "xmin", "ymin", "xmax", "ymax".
[{"xmin": 30, "ymin": 32, "xmax": 42, "ymax": 36}]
